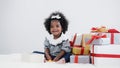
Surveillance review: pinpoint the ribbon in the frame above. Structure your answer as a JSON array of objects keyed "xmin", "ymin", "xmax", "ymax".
[
  {"xmin": 91, "ymin": 45, "xmax": 94, "ymax": 64},
  {"xmin": 81, "ymin": 47, "xmax": 84, "ymax": 55},
  {"xmin": 86, "ymin": 33, "xmax": 107, "ymax": 45},
  {"xmin": 91, "ymin": 45, "xmax": 120, "ymax": 64},
  {"xmin": 70, "ymin": 33, "xmax": 77, "ymax": 47},
  {"xmin": 74, "ymin": 55, "xmax": 78, "ymax": 63},
  {"xmin": 72, "ymin": 47, "xmax": 84, "ymax": 55},
  {"xmin": 91, "ymin": 53, "xmax": 120, "ymax": 58},
  {"xmin": 111, "ymin": 33, "xmax": 114, "ymax": 44},
  {"xmin": 51, "ymin": 14, "xmax": 61, "ymax": 19}
]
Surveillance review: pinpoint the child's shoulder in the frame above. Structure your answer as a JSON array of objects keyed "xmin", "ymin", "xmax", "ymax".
[
  {"xmin": 44, "ymin": 34, "xmax": 52, "ymax": 41},
  {"xmin": 61, "ymin": 33, "xmax": 69, "ymax": 41}
]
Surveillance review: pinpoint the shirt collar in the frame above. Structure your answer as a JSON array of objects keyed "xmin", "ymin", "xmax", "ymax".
[{"xmin": 47, "ymin": 33, "xmax": 68, "ymax": 45}]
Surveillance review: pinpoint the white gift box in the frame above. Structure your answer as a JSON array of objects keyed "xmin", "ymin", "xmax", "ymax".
[
  {"xmin": 70, "ymin": 34, "xmax": 82, "ymax": 46},
  {"xmin": 91, "ymin": 33, "xmax": 120, "ymax": 44},
  {"xmin": 91, "ymin": 38, "xmax": 110, "ymax": 45},
  {"xmin": 70, "ymin": 55, "xmax": 90, "ymax": 63},
  {"xmin": 106, "ymin": 33, "xmax": 120, "ymax": 44},
  {"xmin": 91, "ymin": 45, "xmax": 120, "ymax": 66}
]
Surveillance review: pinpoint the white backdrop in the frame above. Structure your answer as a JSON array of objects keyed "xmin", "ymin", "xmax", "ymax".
[{"xmin": 0, "ymin": 0, "xmax": 120, "ymax": 54}]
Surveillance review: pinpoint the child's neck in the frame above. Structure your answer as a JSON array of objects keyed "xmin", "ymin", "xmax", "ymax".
[
  {"xmin": 54, "ymin": 35, "xmax": 60, "ymax": 39},
  {"xmin": 53, "ymin": 33, "xmax": 62, "ymax": 39}
]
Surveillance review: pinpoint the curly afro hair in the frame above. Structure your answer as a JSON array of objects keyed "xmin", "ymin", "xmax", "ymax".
[{"xmin": 44, "ymin": 12, "xmax": 69, "ymax": 34}]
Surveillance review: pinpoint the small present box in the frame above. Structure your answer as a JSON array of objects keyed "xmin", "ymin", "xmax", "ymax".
[
  {"xmin": 82, "ymin": 33, "xmax": 93, "ymax": 47},
  {"xmin": 82, "ymin": 33, "xmax": 120, "ymax": 46},
  {"xmin": 70, "ymin": 55, "xmax": 90, "ymax": 63},
  {"xmin": 91, "ymin": 33, "xmax": 120, "ymax": 44},
  {"xmin": 91, "ymin": 45, "xmax": 120, "ymax": 66},
  {"xmin": 91, "ymin": 38, "xmax": 110, "ymax": 45},
  {"xmin": 70, "ymin": 34, "xmax": 82, "ymax": 47},
  {"xmin": 106, "ymin": 33, "xmax": 120, "ymax": 44},
  {"xmin": 72, "ymin": 46, "xmax": 90, "ymax": 55}
]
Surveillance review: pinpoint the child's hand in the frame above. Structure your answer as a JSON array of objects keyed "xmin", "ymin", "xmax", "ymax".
[
  {"xmin": 46, "ymin": 60, "xmax": 56, "ymax": 63},
  {"xmin": 48, "ymin": 60, "xmax": 53, "ymax": 62}
]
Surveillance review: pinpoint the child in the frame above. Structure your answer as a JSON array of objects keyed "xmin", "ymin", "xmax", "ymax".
[{"xmin": 44, "ymin": 12, "xmax": 71, "ymax": 63}]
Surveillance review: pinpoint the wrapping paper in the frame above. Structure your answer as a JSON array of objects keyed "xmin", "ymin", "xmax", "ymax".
[
  {"xmin": 82, "ymin": 34, "xmax": 92, "ymax": 47},
  {"xmin": 72, "ymin": 46, "xmax": 90, "ymax": 55},
  {"xmin": 91, "ymin": 38, "xmax": 110, "ymax": 45},
  {"xmin": 70, "ymin": 34, "xmax": 82, "ymax": 47},
  {"xmin": 70, "ymin": 55, "xmax": 90, "ymax": 63},
  {"xmin": 91, "ymin": 33, "xmax": 120, "ymax": 44},
  {"xmin": 91, "ymin": 45, "xmax": 120, "ymax": 66}
]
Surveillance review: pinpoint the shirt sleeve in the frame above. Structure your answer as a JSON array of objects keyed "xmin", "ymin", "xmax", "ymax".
[
  {"xmin": 44, "ymin": 37, "xmax": 50, "ymax": 50},
  {"xmin": 61, "ymin": 39, "xmax": 71, "ymax": 53}
]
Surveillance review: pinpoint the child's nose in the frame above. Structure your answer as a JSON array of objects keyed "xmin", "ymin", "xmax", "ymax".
[{"xmin": 53, "ymin": 27, "xmax": 57, "ymax": 29}]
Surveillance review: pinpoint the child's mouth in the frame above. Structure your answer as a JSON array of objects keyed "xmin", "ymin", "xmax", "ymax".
[
  {"xmin": 53, "ymin": 31, "xmax": 58, "ymax": 33},
  {"xmin": 52, "ymin": 30, "xmax": 59, "ymax": 33}
]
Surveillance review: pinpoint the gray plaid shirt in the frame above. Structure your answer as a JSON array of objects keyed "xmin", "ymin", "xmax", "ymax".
[{"xmin": 44, "ymin": 37, "xmax": 71, "ymax": 56}]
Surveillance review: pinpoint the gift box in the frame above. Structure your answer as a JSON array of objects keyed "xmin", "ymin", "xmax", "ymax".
[
  {"xmin": 83, "ymin": 33, "xmax": 120, "ymax": 46},
  {"xmin": 91, "ymin": 33, "xmax": 120, "ymax": 44},
  {"xmin": 70, "ymin": 55, "xmax": 90, "ymax": 63},
  {"xmin": 106, "ymin": 33, "xmax": 120, "ymax": 44},
  {"xmin": 82, "ymin": 34, "xmax": 92, "ymax": 47},
  {"xmin": 83, "ymin": 33, "xmax": 108, "ymax": 45},
  {"xmin": 91, "ymin": 45, "xmax": 120, "ymax": 66},
  {"xmin": 70, "ymin": 34, "xmax": 82, "ymax": 47},
  {"xmin": 72, "ymin": 46, "xmax": 90, "ymax": 55},
  {"xmin": 91, "ymin": 38, "xmax": 110, "ymax": 45}
]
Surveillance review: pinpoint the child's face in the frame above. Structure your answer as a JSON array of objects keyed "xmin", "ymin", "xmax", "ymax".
[{"xmin": 50, "ymin": 20, "xmax": 62, "ymax": 38}]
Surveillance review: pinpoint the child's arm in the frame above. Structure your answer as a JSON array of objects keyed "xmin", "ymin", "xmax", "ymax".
[
  {"xmin": 45, "ymin": 48, "xmax": 52, "ymax": 60},
  {"xmin": 53, "ymin": 40, "xmax": 71, "ymax": 62},
  {"xmin": 53, "ymin": 50, "xmax": 65, "ymax": 62}
]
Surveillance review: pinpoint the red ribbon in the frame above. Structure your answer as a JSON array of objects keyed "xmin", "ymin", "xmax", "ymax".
[
  {"xmin": 81, "ymin": 47, "xmax": 84, "ymax": 55},
  {"xmin": 70, "ymin": 33, "xmax": 77, "ymax": 47},
  {"xmin": 111, "ymin": 33, "xmax": 114, "ymax": 44},
  {"xmin": 91, "ymin": 53, "xmax": 120, "ymax": 58},
  {"xmin": 86, "ymin": 33, "xmax": 107, "ymax": 44},
  {"xmin": 91, "ymin": 45, "xmax": 120, "ymax": 64},
  {"xmin": 91, "ymin": 45, "xmax": 94, "ymax": 64},
  {"xmin": 74, "ymin": 55, "xmax": 78, "ymax": 63},
  {"xmin": 73, "ymin": 46, "xmax": 85, "ymax": 55}
]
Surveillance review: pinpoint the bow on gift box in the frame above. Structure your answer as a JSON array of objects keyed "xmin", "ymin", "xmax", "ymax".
[
  {"xmin": 108, "ymin": 29, "xmax": 120, "ymax": 33},
  {"xmin": 91, "ymin": 26, "xmax": 108, "ymax": 33},
  {"xmin": 86, "ymin": 33, "xmax": 107, "ymax": 45},
  {"xmin": 91, "ymin": 27, "xmax": 98, "ymax": 32},
  {"xmin": 91, "ymin": 26, "xmax": 120, "ymax": 33}
]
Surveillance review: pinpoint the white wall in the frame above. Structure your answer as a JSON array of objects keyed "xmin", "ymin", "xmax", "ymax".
[{"xmin": 0, "ymin": 0, "xmax": 120, "ymax": 54}]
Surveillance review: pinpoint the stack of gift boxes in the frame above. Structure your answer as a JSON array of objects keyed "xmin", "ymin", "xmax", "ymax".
[
  {"xmin": 70, "ymin": 26, "xmax": 120, "ymax": 66},
  {"xmin": 70, "ymin": 33, "xmax": 91, "ymax": 63}
]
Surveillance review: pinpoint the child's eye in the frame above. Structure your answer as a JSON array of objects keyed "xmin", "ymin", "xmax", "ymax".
[
  {"xmin": 56, "ymin": 25, "xmax": 60, "ymax": 27},
  {"xmin": 50, "ymin": 26, "xmax": 53, "ymax": 28}
]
